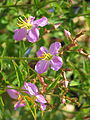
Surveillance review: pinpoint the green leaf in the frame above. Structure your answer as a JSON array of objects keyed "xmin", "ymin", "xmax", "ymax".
[
  {"xmin": 70, "ymin": 81, "xmax": 79, "ymax": 86},
  {"xmin": 0, "ymin": 90, "xmax": 5, "ymax": 95},
  {"xmin": 19, "ymin": 41, "xmax": 25, "ymax": 57},
  {"xmin": 25, "ymin": 97, "xmax": 36, "ymax": 120},
  {"xmin": 12, "ymin": 60, "xmax": 24, "ymax": 87},
  {"xmin": 47, "ymin": 75, "xmax": 61, "ymax": 92},
  {"xmin": 0, "ymin": 96, "xmax": 4, "ymax": 110},
  {"xmin": 0, "ymin": 43, "xmax": 7, "ymax": 71},
  {"xmin": 0, "ymin": 71, "xmax": 9, "ymax": 84}
]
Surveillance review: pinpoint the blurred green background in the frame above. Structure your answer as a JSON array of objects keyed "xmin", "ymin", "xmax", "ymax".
[{"xmin": 0, "ymin": 0, "xmax": 90, "ymax": 120}]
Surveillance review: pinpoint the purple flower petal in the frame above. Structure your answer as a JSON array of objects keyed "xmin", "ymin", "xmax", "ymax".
[
  {"xmin": 24, "ymin": 82, "xmax": 38, "ymax": 96},
  {"xmin": 36, "ymin": 94, "xmax": 47, "ymax": 104},
  {"xmin": 21, "ymin": 86, "xmax": 30, "ymax": 95},
  {"xmin": 50, "ymin": 56, "xmax": 63, "ymax": 71},
  {"xmin": 6, "ymin": 86, "xmax": 19, "ymax": 99},
  {"xmin": 40, "ymin": 104, "xmax": 47, "ymax": 111},
  {"xmin": 29, "ymin": 16, "xmax": 35, "ymax": 24},
  {"xmin": 34, "ymin": 17, "xmax": 48, "ymax": 27},
  {"xmin": 36, "ymin": 47, "xmax": 48, "ymax": 57},
  {"xmin": 14, "ymin": 100, "xmax": 26, "ymax": 110},
  {"xmin": 27, "ymin": 28, "xmax": 39, "ymax": 43},
  {"xmin": 35, "ymin": 60, "xmax": 49, "ymax": 74},
  {"xmin": 14, "ymin": 28, "xmax": 27, "ymax": 41},
  {"xmin": 49, "ymin": 42, "xmax": 61, "ymax": 55}
]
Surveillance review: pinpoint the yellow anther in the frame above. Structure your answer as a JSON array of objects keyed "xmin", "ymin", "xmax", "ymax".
[
  {"xmin": 38, "ymin": 52, "xmax": 53, "ymax": 60},
  {"xmin": 25, "ymin": 96, "xmax": 37, "ymax": 103},
  {"xmin": 18, "ymin": 95, "xmax": 23, "ymax": 101},
  {"xmin": 17, "ymin": 16, "xmax": 32, "ymax": 29}
]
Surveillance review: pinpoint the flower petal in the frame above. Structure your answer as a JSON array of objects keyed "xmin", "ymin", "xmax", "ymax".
[
  {"xmin": 36, "ymin": 47, "xmax": 48, "ymax": 57},
  {"xmin": 49, "ymin": 42, "xmax": 61, "ymax": 55},
  {"xmin": 35, "ymin": 60, "xmax": 49, "ymax": 74},
  {"xmin": 50, "ymin": 56, "xmax": 63, "ymax": 71},
  {"xmin": 14, "ymin": 100, "xmax": 26, "ymax": 110},
  {"xmin": 27, "ymin": 28, "xmax": 39, "ymax": 43},
  {"xmin": 34, "ymin": 17, "xmax": 48, "ymax": 27},
  {"xmin": 40, "ymin": 104, "xmax": 47, "ymax": 111},
  {"xmin": 29, "ymin": 16, "xmax": 35, "ymax": 24},
  {"xmin": 14, "ymin": 28, "xmax": 27, "ymax": 41},
  {"xmin": 24, "ymin": 82, "xmax": 38, "ymax": 96},
  {"xmin": 6, "ymin": 86, "xmax": 19, "ymax": 99},
  {"xmin": 36, "ymin": 94, "xmax": 47, "ymax": 104},
  {"xmin": 21, "ymin": 86, "xmax": 30, "ymax": 95}
]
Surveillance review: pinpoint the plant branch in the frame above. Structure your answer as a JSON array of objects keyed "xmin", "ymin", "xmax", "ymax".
[{"xmin": 0, "ymin": 56, "xmax": 39, "ymax": 61}]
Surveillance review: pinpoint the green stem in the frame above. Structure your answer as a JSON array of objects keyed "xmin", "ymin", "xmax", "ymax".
[
  {"xmin": 77, "ymin": 13, "xmax": 90, "ymax": 17},
  {"xmin": 0, "ymin": 56, "xmax": 39, "ymax": 61},
  {"xmin": 0, "ymin": 4, "xmax": 34, "ymax": 8},
  {"xmin": 0, "ymin": 0, "xmax": 57, "ymax": 8},
  {"xmin": 70, "ymin": 87, "xmax": 88, "ymax": 97},
  {"xmin": 29, "ymin": 66, "xmax": 37, "ymax": 74}
]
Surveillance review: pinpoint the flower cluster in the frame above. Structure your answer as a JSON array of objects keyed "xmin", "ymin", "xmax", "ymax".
[
  {"xmin": 11, "ymin": 15, "xmax": 63, "ymax": 112},
  {"xmin": 14, "ymin": 15, "xmax": 63, "ymax": 74},
  {"xmin": 6, "ymin": 82, "xmax": 47, "ymax": 111}
]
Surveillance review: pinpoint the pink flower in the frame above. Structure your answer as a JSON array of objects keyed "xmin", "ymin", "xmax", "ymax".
[
  {"xmin": 6, "ymin": 82, "xmax": 47, "ymax": 111},
  {"xmin": 14, "ymin": 16, "xmax": 48, "ymax": 43},
  {"xmin": 6, "ymin": 86, "xmax": 26, "ymax": 110},
  {"xmin": 35, "ymin": 42, "xmax": 63, "ymax": 74},
  {"xmin": 24, "ymin": 82, "xmax": 47, "ymax": 111}
]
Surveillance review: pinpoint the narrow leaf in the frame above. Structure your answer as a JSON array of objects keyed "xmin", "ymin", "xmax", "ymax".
[
  {"xmin": 12, "ymin": 60, "xmax": 24, "ymax": 87},
  {"xmin": 25, "ymin": 97, "xmax": 36, "ymax": 120},
  {"xmin": 47, "ymin": 75, "xmax": 61, "ymax": 92}
]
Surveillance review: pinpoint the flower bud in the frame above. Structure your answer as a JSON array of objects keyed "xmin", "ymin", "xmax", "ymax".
[
  {"xmin": 54, "ymin": 23, "xmax": 61, "ymax": 29},
  {"xmin": 61, "ymin": 98, "xmax": 66, "ymax": 104},
  {"xmin": 64, "ymin": 29, "xmax": 71, "ymax": 38},
  {"xmin": 64, "ymin": 80, "xmax": 69, "ymax": 88},
  {"xmin": 88, "ymin": 55, "xmax": 90, "ymax": 59}
]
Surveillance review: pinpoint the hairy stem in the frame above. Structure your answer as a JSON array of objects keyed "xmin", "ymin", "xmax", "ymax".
[{"xmin": 0, "ymin": 56, "xmax": 39, "ymax": 61}]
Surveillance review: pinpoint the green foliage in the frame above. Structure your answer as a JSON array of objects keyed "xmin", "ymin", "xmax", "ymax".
[
  {"xmin": 0, "ymin": 0, "xmax": 90, "ymax": 120},
  {"xmin": 47, "ymin": 75, "xmax": 61, "ymax": 92}
]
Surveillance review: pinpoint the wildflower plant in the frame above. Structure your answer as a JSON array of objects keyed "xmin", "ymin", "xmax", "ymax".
[{"xmin": 0, "ymin": 0, "xmax": 90, "ymax": 120}]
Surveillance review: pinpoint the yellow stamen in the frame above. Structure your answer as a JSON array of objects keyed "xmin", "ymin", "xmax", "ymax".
[
  {"xmin": 17, "ymin": 16, "xmax": 32, "ymax": 29},
  {"xmin": 18, "ymin": 95, "xmax": 23, "ymax": 101},
  {"xmin": 17, "ymin": 94, "xmax": 36, "ymax": 104},
  {"xmin": 25, "ymin": 96, "xmax": 37, "ymax": 103},
  {"xmin": 38, "ymin": 52, "xmax": 53, "ymax": 60}
]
